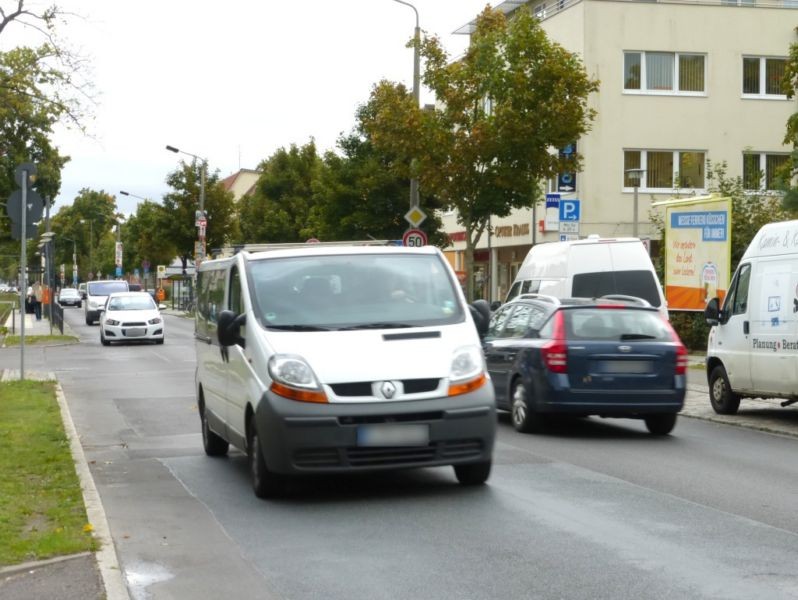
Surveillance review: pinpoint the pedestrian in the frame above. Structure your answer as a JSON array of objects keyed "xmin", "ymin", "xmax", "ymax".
[
  {"xmin": 26, "ymin": 285, "xmax": 34, "ymax": 314},
  {"xmin": 32, "ymin": 280, "xmax": 43, "ymax": 320}
]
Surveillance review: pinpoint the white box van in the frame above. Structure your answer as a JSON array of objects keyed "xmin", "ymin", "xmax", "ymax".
[
  {"xmin": 704, "ymin": 220, "xmax": 798, "ymax": 414},
  {"xmin": 505, "ymin": 236, "xmax": 668, "ymax": 318},
  {"xmin": 195, "ymin": 245, "xmax": 496, "ymax": 498}
]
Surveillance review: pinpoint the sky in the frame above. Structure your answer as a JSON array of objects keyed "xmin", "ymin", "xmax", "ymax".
[{"xmin": 8, "ymin": 0, "xmax": 496, "ymax": 216}]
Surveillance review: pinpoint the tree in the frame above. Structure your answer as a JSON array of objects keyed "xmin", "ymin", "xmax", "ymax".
[
  {"xmin": 312, "ymin": 132, "xmax": 446, "ymax": 244},
  {"xmin": 161, "ymin": 162, "xmax": 235, "ymax": 273},
  {"xmin": 49, "ymin": 188, "xmax": 118, "ymax": 280},
  {"xmin": 781, "ymin": 26, "xmax": 798, "ymax": 210},
  {"xmin": 360, "ymin": 6, "xmax": 599, "ymax": 299},
  {"xmin": 120, "ymin": 202, "xmax": 176, "ymax": 280},
  {"xmin": 237, "ymin": 142, "xmax": 322, "ymax": 243}
]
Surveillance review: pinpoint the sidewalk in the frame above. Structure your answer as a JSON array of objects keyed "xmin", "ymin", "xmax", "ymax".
[{"xmin": 0, "ymin": 311, "xmax": 127, "ymax": 600}]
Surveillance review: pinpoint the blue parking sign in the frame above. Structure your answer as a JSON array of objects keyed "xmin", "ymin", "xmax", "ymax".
[{"xmin": 559, "ymin": 199, "xmax": 580, "ymax": 222}]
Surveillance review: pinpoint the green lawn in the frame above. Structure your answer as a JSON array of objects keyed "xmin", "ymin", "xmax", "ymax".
[
  {"xmin": 0, "ymin": 380, "xmax": 97, "ymax": 566},
  {"xmin": 4, "ymin": 334, "xmax": 79, "ymax": 346}
]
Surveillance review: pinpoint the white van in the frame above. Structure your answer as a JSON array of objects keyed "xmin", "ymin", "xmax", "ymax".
[
  {"xmin": 84, "ymin": 279, "xmax": 129, "ymax": 325},
  {"xmin": 505, "ymin": 236, "xmax": 668, "ymax": 318},
  {"xmin": 704, "ymin": 220, "xmax": 798, "ymax": 414},
  {"xmin": 195, "ymin": 245, "xmax": 496, "ymax": 498}
]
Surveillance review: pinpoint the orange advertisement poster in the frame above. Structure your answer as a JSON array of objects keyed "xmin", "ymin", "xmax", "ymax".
[{"xmin": 657, "ymin": 195, "xmax": 732, "ymax": 311}]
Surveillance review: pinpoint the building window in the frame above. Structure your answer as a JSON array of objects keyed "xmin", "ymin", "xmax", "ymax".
[
  {"xmin": 534, "ymin": 2, "xmax": 546, "ymax": 18},
  {"xmin": 624, "ymin": 51, "xmax": 705, "ymax": 94},
  {"xmin": 742, "ymin": 57, "xmax": 787, "ymax": 97},
  {"xmin": 743, "ymin": 152, "xmax": 789, "ymax": 191},
  {"xmin": 623, "ymin": 150, "xmax": 706, "ymax": 190}
]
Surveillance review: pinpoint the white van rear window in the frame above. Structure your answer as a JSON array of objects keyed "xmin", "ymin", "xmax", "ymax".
[{"xmin": 571, "ymin": 270, "xmax": 661, "ymax": 307}]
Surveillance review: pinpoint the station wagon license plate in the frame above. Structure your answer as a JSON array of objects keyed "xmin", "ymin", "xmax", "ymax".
[
  {"xmin": 599, "ymin": 360, "xmax": 652, "ymax": 374},
  {"xmin": 125, "ymin": 328, "xmax": 145, "ymax": 337},
  {"xmin": 357, "ymin": 424, "xmax": 429, "ymax": 447}
]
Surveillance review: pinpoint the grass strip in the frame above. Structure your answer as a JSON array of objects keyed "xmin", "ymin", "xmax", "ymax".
[
  {"xmin": 4, "ymin": 334, "xmax": 79, "ymax": 346},
  {"xmin": 0, "ymin": 380, "xmax": 97, "ymax": 566}
]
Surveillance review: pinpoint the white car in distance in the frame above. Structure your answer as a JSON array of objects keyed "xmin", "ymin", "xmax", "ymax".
[{"xmin": 100, "ymin": 292, "xmax": 166, "ymax": 346}]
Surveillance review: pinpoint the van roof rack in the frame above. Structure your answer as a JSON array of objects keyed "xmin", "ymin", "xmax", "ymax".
[
  {"xmin": 597, "ymin": 294, "xmax": 651, "ymax": 307},
  {"xmin": 516, "ymin": 293, "xmax": 561, "ymax": 304}
]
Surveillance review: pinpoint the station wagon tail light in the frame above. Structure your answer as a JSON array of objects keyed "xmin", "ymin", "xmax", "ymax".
[
  {"xmin": 541, "ymin": 311, "xmax": 568, "ymax": 373},
  {"xmin": 448, "ymin": 345, "xmax": 488, "ymax": 396},
  {"xmin": 663, "ymin": 319, "xmax": 689, "ymax": 375},
  {"xmin": 268, "ymin": 355, "xmax": 328, "ymax": 403}
]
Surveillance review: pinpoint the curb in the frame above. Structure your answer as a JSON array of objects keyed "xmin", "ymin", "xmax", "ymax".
[{"xmin": 53, "ymin": 378, "xmax": 130, "ymax": 600}]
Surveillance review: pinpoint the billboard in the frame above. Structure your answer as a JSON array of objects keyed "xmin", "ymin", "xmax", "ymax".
[{"xmin": 656, "ymin": 195, "xmax": 732, "ymax": 311}]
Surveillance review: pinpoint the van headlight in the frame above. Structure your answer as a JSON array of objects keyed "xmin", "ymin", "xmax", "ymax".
[
  {"xmin": 268, "ymin": 355, "xmax": 328, "ymax": 404},
  {"xmin": 447, "ymin": 345, "xmax": 488, "ymax": 397}
]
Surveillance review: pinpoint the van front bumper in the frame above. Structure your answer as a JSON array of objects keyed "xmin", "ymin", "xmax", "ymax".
[{"xmin": 254, "ymin": 387, "xmax": 496, "ymax": 476}]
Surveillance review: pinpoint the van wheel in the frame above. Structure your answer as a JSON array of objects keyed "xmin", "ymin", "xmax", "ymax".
[
  {"xmin": 200, "ymin": 402, "xmax": 228, "ymax": 457},
  {"xmin": 454, "ymin": 461, "xmax": 491, "ymax": 485},
  {"xmin": 511, "ymin": 380, "xmax": 545, "ymax": 433},
  {"xmin": 644, "ymin": 413, "xmax": 677, "ymax": 435},
  {"xmin": 85, "ymin": 314, "xmax": 92, "ymax": 325},
  {"xmin": 709, "ymin": 366, "xmax": 740, "ymax": 415},
  {"xmin": 247, "ymin": 422, "xmax": 283, "ymax": 499}
]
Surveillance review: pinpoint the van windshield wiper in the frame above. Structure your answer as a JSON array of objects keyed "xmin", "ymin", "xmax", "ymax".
[
  {"xmin": 266, "ymin": 324, "xmax": 333, "ymax": 331},
  {"xmin": 336, "ymin": 322, "xmax": 414, "ymax": 330}
]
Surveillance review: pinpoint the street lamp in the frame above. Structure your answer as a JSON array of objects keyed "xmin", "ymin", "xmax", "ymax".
[
  {"xmin": 391, "ymin": 0, "xmax": 421, "ymax": 211},
  {"xmin": 120, "ymin": 190, "xmax": 147, "ymax": 203},
  {"xmin": 61, "ymin": 236, "xmax": 78, "ymax": 286},
  {"xmin": 625, "ymin": 168, "xmax": 646, "ymax": 239},
  {"xmin": 80, "ymin": 219, "xmax": 94, "ymax": 279},
  {"xmin": 166, "ymin": 145, "xmax": 207, "ymax": 266}
]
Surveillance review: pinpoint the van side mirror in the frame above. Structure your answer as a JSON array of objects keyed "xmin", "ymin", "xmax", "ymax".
[
  {"xmin": 704, "ymin": 297, "xmax": 721, "ymax": 326},
  {"xmin": 470, "ymin": 299, "xmax": 491, "ymax": 336},
  {"xmin": 217, "ymin": 309, "xmax": 246, "ymax": 348}
]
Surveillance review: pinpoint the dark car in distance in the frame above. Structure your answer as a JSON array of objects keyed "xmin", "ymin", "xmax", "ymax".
[
  {"xmin": 481, "ymin": 294, "xmax": 687, "ymax": 435},
  {"xmin": 58, "ymin": 287, "xmax": 82, "ymax": 308}
]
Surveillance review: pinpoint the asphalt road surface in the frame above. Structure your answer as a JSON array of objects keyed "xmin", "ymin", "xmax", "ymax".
[{"xmin": 12, "ymin": 307, "xmax": 798, "ymax": 599}]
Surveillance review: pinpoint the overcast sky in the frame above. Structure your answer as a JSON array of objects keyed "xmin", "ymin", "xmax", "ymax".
[{"xmin": 15, "ymin": 0, "xmax": 494, "ymax": 215}]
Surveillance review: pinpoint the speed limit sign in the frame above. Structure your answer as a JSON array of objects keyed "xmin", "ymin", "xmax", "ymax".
[{"xmin": 402, "ymin": 228, "xmax": 428, "ymax": 247}]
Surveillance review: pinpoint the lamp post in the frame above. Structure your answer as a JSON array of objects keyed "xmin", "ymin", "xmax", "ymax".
[
  {"xmin": 166, "ymin": 145, "xmax": 207, "ymax": 268},
  {"xmin": 62, "ymin": 236, "xmax": 78, "ymax": 286},
  {"xmin": 625, "ymin": 168, "xmax": 646, "ymax": 239},
  {"xmin": 80, "ymin": 219, "xmax": 94, "ymax": 279},
  {"xmin": 391, "ymin": 0, "xmax": 421, "ymax": 211}
]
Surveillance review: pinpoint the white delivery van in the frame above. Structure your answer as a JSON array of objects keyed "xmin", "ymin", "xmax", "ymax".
[
  {"xmin": 704, "ymin": 220, "xmax": 798, "ymax": 414},
  {"xmin": 505, "ymin": 236, "xmax": 668, "ymax": 319},
  {"xmin": 195, "ymin": 245, "xmax": 496, "ymax": 498}
]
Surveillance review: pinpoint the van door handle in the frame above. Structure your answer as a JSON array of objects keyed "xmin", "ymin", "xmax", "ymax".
[{"xmin": 743, "ymin": 321, "xmax": 749, "ymax": 335}]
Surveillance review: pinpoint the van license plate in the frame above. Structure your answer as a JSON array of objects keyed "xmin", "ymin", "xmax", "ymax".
[
  {"xmin": 357, "ymin": 424, "xmax": 429, "ymax": 447},
  {"xmin": 600, "ymin": 360, "xmax": 652, "ymax": 374}
]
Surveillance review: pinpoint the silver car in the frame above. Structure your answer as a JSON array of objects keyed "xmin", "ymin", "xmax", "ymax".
[{"xmin": 100, "ymin": 292, "xmax": 165, "ymax": 345}]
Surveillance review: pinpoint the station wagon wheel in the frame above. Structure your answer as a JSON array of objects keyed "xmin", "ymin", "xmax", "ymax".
[
  {"xmin": 247, "ymin": 420, "xmax": 284, "ymax": 499},
  {"xmin": 199, "ymin": 398, "xmax": 228, "ymax": 457},
  {"xmin": 511, "ymin": 379, "xmax": 545, "ymax": 433},
  {"xmin": 709, "ymin": 365, "xmax": 740, "ymax": 415},
  {"xmin": 644, "ymin": 413, "xmax": 677, "ymax": 436}
]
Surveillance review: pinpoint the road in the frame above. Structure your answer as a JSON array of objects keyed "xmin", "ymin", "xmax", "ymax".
[{"xmin": 9, "ymin": 307, "xmax": 798, "ymax": 599}]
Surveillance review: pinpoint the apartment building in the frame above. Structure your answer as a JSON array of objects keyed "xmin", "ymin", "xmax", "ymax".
[{"xmin": 444, "ymin": 0, "xmax": 797, "ymax": 301}]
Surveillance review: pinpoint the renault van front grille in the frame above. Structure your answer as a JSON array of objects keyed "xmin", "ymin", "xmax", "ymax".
[
  {"xmin": 292, "ymin": 439, "xmax": 484, "ymax": 469},
  {"xmin": 329, "ymin": 378, "xmax": 441, "ymax": 397}
]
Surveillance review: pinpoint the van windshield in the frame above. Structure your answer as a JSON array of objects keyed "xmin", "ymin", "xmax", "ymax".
[
  {"xmin": 88, "ymin": 281, "xmax": 128, "ymax": 296},
  {"xmin": 248, "ymin": 254, "xmax": 464, "ymax": 329}
]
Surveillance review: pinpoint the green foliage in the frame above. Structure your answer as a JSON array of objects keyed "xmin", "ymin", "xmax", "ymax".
[
  {"xmin": 780, "ymin": 27, "xmax": 798, "ymax": 210},
  {"xmin": 360, "ymin": 6, "xmax": 598, "ymax": 299},
  {"xmin": 669, "ymin": 312, "xmax": 711, "ymax": 353},
  {"xmin": 237, "ymin": 142, "xmax": 322, "ymax": 243},
  {"xmin": 121, "ymin": 201, "xmax": 177, "ymax": 274},
  {"xmin": 0, "ymin": 380, "xmax": 97, "ymax": 565},
  {"xmin": 312, "ymin": 134, "xmax": 446, "ymax": 245},
  {"xmin": 162, "ymin": 162, "xmax": 235, "ymax": 269}
]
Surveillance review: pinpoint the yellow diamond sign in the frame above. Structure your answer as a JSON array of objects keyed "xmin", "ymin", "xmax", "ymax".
[{"xmin": 404, "ymin": 206, "xmax": 427, "ymax": 228}]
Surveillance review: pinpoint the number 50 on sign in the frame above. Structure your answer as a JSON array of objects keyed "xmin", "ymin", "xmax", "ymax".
[{"xmin": 403, "ymin": 228, "xmax": 428, "ymax": 247}]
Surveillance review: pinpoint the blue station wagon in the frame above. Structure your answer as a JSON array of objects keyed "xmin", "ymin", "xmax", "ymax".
[{"xmin": 482, "ymin": 295, "xmax": 687, "ymax": 435}]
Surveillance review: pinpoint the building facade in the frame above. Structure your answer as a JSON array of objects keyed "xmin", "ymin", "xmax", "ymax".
[{"xmin": 445, "ymin": 0, "xmax": 797, "ymax": 302}]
